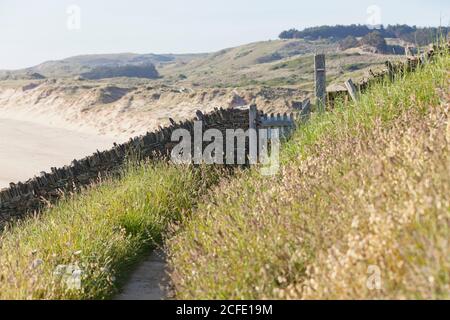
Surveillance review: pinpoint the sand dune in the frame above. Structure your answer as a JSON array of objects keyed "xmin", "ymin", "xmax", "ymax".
[
  {"xmin": 0, "ymin": 81, "xmax": 308, "ymax": 138},
  {"xmin": 0, "ymin": 117, "xmax": 118, "ymax": 188}
]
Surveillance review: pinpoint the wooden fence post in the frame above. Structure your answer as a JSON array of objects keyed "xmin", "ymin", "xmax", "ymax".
[
  {"xmin": 300, "ymin": 98, "xmax": 312, "ymax": 123},
  {"xmin": 248, "ymin": 104, "xmax": 258, "ymax": 165},
  {"xmin": 314, "ymin": 54, "xmax": 326, "ymax": 113},
  {"xmin": 344, "ymin": 79, "xmax": 358, "ymax": 103}
]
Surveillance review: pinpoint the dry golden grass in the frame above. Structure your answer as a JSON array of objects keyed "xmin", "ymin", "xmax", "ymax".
[
  {"xmin": 167, "ymin": 51, "xmax": 449, "ymax": 299},
  {"xmin": 291, "ymin": 103, "xmax": 449, "ymax": 299}
]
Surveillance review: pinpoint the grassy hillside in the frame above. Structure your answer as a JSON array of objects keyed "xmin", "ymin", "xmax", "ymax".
[
  {"xmin": 159, "ymin": 39, "xmax": 397, "ymax": 88},
  {"xmin": 0, "ymin": 163, "xmax": 222, "ymax": 300},
  {"xmin": 1, "ymin": 39, "xmax": 400, "ymax": 89},
  {"xmin": 167, "ymin": 50, "xmax": 449, "ymax": 299}
]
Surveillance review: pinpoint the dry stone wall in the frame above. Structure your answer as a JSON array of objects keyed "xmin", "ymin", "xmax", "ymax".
[{"xmin": 0, "ymin": 107, "xmax": 250, "ymax": 227}]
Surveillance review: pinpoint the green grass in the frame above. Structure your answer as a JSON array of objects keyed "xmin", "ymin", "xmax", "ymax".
[
  {"xmin": 167, "ymin": 49, "xmax": 449, "ymax": 299},
  {"xmin": 0, "ymin": 162, "xmax": 222, "ymax": 300}
]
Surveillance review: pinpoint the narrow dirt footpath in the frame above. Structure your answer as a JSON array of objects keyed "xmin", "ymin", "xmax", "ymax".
[{"xmin": 115, "ymin": 250, "xmax": 170, "ymax": 300}]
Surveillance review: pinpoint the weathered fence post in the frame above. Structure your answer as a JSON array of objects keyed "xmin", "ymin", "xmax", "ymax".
[
  {"xmin": 300, "ymin": 98, "xmax": 312, "ymax": 123},
  {"xmin": 314, "ymin": 54, "xmax": 326, "ymax": 113},
  {"xmin": 344, "ymin": 79, "xmax": 358, "ymax": 103},
  {"xmin": 405, "ymin": 46, "xmax": 412, "ymax": 57},
  {"xmin": 248, "ymin": 104, "xmax": 258, "ymax": 165}
]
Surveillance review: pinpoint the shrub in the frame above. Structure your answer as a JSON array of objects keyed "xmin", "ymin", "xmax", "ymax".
[
  {"xmin": 339, "ymin": 36, "xmax": 360, "ymax": 50},
  {"xmin": 81, "ymin": 63, "xmax": 159, "ymax": 80},
  {"xmin": 361, "ymin": 31, "xmax": 387, "ymax": 52}
]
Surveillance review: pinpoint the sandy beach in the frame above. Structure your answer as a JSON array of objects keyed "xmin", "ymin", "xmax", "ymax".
[{"xmin": 0, "ymin": 117, "xmax": 118, "ymax": 188}]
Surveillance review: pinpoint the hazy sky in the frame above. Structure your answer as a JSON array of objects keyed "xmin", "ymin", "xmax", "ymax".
[{"xmin": 0, "ymin": 0, "xmax": 449, "ymax": 69}]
